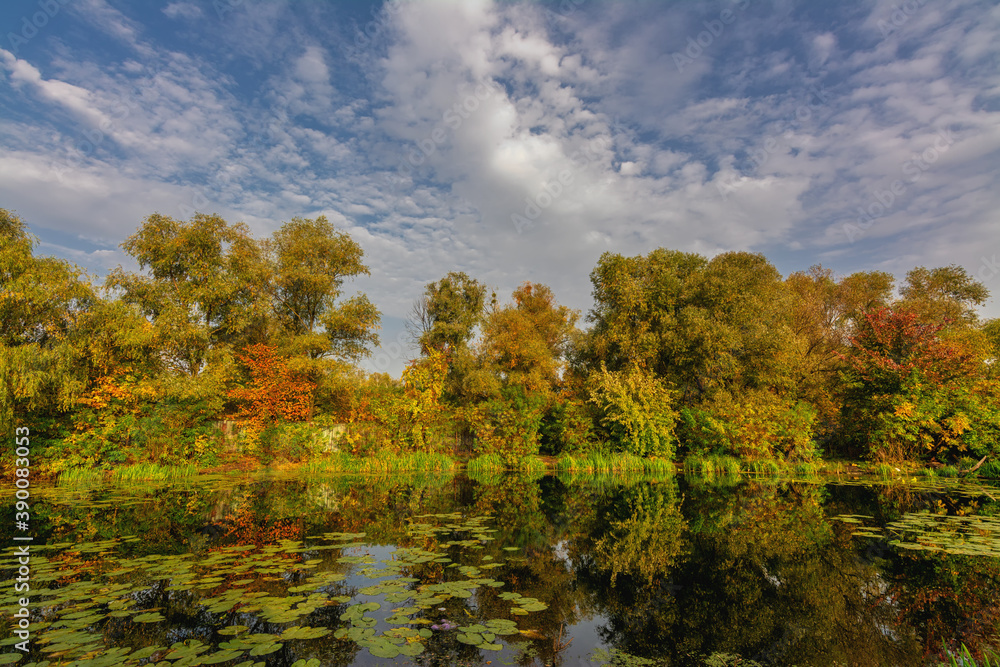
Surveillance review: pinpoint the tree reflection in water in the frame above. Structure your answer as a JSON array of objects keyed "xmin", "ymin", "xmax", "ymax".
[{"xmin": 6, "ymin": 472, "xmax": 999, "ymax": 666}]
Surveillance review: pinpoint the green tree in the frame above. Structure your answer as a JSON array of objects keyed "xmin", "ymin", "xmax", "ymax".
[
  {"xmin": 410, "ymin": 271, "xmax": 488, "ymax": 408},
  {"xmin": 268, "ymin": 215, "xmax": 379, "ymax": 362},
  {"xmin": 106, "ymin": 212, "xmax": 267, "ymax": 377},
  {"xmin": 414, "ymin": 271, "xmax": 487, "ymax": 354},
  {"xmin": 899, "ymin": 265, "xmax": 989, "ymax": 327},
  {"xmin": 587, "ymin": 249, "xmax": 799, "ymax": 402},
  {"xmin": 0, "ymin": 208, "xmax": 97, "ymax": 435},
  {"xmin": 587, "ymin": 363, "xmax": 677, "ymax": 458}
]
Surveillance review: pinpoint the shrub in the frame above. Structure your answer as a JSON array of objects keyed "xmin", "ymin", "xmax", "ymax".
[
  {"xmin": 587, "ymin": 363, "xmax": 677, "ymax": 458},
  {"xmin": 679, "ymin": 389, "xmax": 818, "ymax": 461},
  {"xmin": 472, "ymin": 385, "xmax": 546, "ymax": 465}
]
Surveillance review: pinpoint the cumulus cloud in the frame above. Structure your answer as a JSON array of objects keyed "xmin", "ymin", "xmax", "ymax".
[{"xmin": 1, "ymin": 0, "xmax": 999, "ymax": 376}]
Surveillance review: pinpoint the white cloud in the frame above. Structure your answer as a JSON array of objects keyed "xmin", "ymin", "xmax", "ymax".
[
  {"xmin": 2, "ymin": 0, "xmax": 1000, "ymax": 376},
  {"xmin": 162, "ymin": 2, "xmax": 203, "ymax": 20}
]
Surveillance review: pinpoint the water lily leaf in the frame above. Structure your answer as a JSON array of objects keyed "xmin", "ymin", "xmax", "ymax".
[
  {"xmin": 249, "ymin": 642, "xmax": 282, "ymax": 656},
  {"xmin": 398, "ymin": 643, "xmax": 425, "ymax": 656},
  {"xmin": 368, "ymin": 644, "xmax": 399, "ymax": 658},
  {"xmin": 133, "ymin": 612, "xmax": 165, "ymax": 623}
]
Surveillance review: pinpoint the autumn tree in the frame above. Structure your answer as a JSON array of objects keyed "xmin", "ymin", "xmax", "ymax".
[
  {"xmin": 839, "ymin": 306, "xmax": 1000, "ymax": 462},
  {"xmin": 785, "ymin": 266, "xmax": 894, "ymax": 436},
  {"xmin": 0, "ymin": 208, "xmax": 97, "ymax": 437},
  {"xmin": 469, "ymin": 283, "xmax": 580, "ymax": 461},
  {"xmin": 899, "ymin": 265, "xmax": 989, "ymax": 327},
  {"xmin": 106, "ymin": 212, "xmax": 268, "ymax": 378},
  {"xmin": 267, "ymin": 215, "xmax": 379, "ymax": 362}
]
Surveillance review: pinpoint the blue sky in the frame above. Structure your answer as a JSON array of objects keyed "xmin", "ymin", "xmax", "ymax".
[{"xmin": 2, "ymin": 0, "xmax": 999, "ymax": 376}]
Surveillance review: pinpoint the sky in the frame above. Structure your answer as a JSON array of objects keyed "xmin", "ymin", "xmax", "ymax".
[{"xmin": 2, "ymin": 0, "xmax": 999, "ymax": 377}]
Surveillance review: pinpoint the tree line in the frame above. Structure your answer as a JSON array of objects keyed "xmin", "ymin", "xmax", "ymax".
[{"xmin": 3, "ymin": 208, "xmax": 998, "ymax": 472}]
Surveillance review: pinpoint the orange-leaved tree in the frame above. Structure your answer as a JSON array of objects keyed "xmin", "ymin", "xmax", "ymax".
[{"xmin": 228, "ymin": 344, "xmax": 316, "ymax": 449}]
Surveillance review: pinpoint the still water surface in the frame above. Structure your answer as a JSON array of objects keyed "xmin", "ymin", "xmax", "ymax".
[{"xmin": 2, "ymin": 471, "xmax": 999, "ymax": 666}]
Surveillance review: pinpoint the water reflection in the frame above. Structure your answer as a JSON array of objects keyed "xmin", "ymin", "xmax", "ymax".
[{"xmin": 1, "ymin": 472, "xmax": 998, "ymax": 666}]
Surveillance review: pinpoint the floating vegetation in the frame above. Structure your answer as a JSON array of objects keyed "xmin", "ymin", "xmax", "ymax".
[
  {"xmin": 0, "ymin": 511, "xmax": 546, "ymax": 665},
  {"xmin": 836, "ymin": 511, "xmax": 1000, "ymax": 557}
]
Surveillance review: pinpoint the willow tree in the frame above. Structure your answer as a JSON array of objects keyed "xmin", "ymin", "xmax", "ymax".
[
  {"xmin": 0, "ymin": 208, "xmax": 97, "ymax": 435},
  {"xmin": 106, "ymin": 212, "xmax": 268, "ymax": 378},
  {"xmin": 268, "ymin": 215, "xmax": 379, "ymax": 362}
]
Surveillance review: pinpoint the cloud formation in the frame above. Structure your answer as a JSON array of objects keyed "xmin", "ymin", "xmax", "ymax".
[{"xmin": 0, "ymin": 0, "xmax": 998, "ymax": 376}]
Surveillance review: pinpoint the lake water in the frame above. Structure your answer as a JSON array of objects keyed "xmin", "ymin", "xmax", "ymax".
[{"xmin": 2, "ymin": 471, "xmax": 999, "ymax": 666}]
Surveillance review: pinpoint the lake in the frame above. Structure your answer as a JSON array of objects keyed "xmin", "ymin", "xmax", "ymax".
[{"xmin": 2, "ymin": 470, "xmax": 999, "ymax": 666}]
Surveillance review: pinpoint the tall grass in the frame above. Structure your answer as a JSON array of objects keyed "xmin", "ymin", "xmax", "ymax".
[
  {"xmin": 301, "ymin": 451, "xmax": 456, "ymax": 475},
  {"xmin": 465, "ymin": 453, "xmax": 506, "ymax": 476},
  {"xmin": 938, "ymin": 644, "xmax": 998, "ymax": 667},
  {"xmin": 110, "ymin": 463, "xmax": 199, "ymax": 482},
  {"xmin": 683, "ymin": 454, "xmax": 743, "ymax": 477},
  {"xmin": 58, "ymin": 463, "xmax": 200, "ymax": 484},
  {"xmin": 977, "ymin": 460, "xmax": 1000, "ymax": 479},
  {"xmin": 466, "ymin": 453, "xmax": 547, "ymax": 475},
  {"xmin": 556, "ymin": 452, "xmax": 673, "ymax": 475},
  {"xmin": 57, "ymin": 467, "xmax": 105, "ymax": 485}
]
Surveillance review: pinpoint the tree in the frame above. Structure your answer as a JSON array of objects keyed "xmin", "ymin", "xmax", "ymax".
[
  {"xmin": 587, "ymin": 363, "xmax": 677, "ymax": 458},
  {"xmin": 268, "ymin": 215, "xmax": 379, "ymax": 362},
  {"xmin": 470, "ymin": 283, "xmax": 580, "ymax": 461},
  {"xmin": 0, "ymin": 208, "xmax": 97, "ymax": 434},
  {"xmin": 839, "ymin": 306, "xmax": 1000, "ymax": 462},
  {"xmin": 479, "ymin": 282, "xmax": 579, "ymax": 398},
  {"xmin": 899, "ymin": 265, "xmax": 989, "ymax": 327},
  {"xmin": 106, "ymin": 212, "xmax": 267, "ymax": 377},
  {"xmin": 414, "ymin": 271, "xmax": 487, "ymax": 354},
  {"xmin": 785, "ymin": 266, "xmax": 894, "ymax": 435},
  {"xmin": 587, "ymin": 249, "xmax": 798, "ymax": 402}
]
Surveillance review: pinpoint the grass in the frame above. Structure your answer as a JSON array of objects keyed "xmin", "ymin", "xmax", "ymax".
[
  {"xmin": 56, "ymin": 467, "xmax": 105, "ymax": 484},
  {"xmin": 58, "ymin": 463, "xmax": 200, "ymax": 484},
  {"xmin": 111, "ymin": 463, "xmax": 199, "ymax": 482},
  {"xmin": 301, "ymin": 451, "xmax": 457, "ymax": 475},
  {"xmin": 977, "ymin": 459, "xmax": 1000, "ymax": 479},
  {"xmin": 555, "ymin": 452, "xmax": 673, "ymax": 474},
  {"xmin": 682, "ymin": 454, "xmax": 744, "ymax": 478},
  {"xmin": 682, "ymin": 454, "xmax": 832, "ymax": 481},
  {"xmin": 466, "ymin": 453, "xmax": 547, "ymax": 475},
  {"xmin": 938, "ymin": 644, "xmax": 999, "ymax": 667}
]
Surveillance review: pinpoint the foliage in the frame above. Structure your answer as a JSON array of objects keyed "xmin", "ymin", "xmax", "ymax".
[
  {"xmin": 678, "ymin": 390, "xmax": 818, "ymax": 461},
  {"xmin": 268, "ymin": 215, "xmax": 378, "ymax": 361},
  {"xmin": 900, "ymin": 265, "xmax": 989, "ymax": 327},
  {"xmin": 587, "ymin": 363, "xmax": 677, "ymax": 458},
  {"xmin": 785, "ymin": 265, "xmax": 894, "ymax": 436},
  {"xmin": 415, "ymin": 271, "xmax": 487, "ymax": 354},
  {"xmin": 472, "ymin": 385, "xmax": 547, "ymax": 464},
  {"xmin": 840, "ymin": 306, "xmax": 1000, "ymax": 462},
  {"xmin": 539, "ymin": 395, "xmax": 597, "ymax": 455},
  {"xmin": 106, "ymin": 212, "xmax": 267, "ymax": 377},
  {"xmin": 228, "ymin": 343, "xmax": 316, "ymax": 452},
  {"xmin": 344, "ymin": 351, "xmax": 456, "ymax": 455},
  {"xmin": 591, "ymin": 483, "xmax": 688, "ymax": 584},
  {"xmin": 478, "ymin": 282, "xmax": 579, "ymax": 400},
  {"xmin": 586, "ymin": 249, "xmax": 798, "ymax": 402},
  {"xmin": 0, "ymin": 208, "xmax": 97, "ymax": 436}
]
